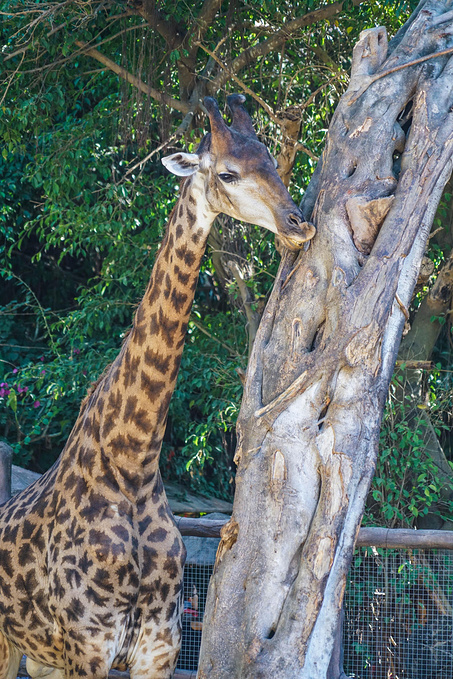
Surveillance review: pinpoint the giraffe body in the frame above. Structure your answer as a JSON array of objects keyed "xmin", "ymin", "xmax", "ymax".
[{"xmin": 0, "ymin": 96, "xmax": 315, "ymax": 678}]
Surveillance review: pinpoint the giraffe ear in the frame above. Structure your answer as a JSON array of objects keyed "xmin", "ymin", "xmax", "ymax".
[{"xmin": 161, "ymin": 152, "xmax": 200, "ymax": 176}]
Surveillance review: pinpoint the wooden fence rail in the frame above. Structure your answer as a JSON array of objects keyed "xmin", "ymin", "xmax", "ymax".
[{"xmin": 177, "ymin": 516, "xmax": 453, "ymax": 549}]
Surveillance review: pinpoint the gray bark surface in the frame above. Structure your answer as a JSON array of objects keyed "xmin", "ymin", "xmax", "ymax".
[
  {"xmin": 197, "ymin": 3, "xmax": 453, "ymax": 678},
  {"xmin": 0, "ymin": 442, "xmax": 12, "ymax": 504}
]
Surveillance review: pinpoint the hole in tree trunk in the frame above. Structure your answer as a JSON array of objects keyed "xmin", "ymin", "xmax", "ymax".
[
  {"xmin": 309, "ymin": 320, "xmax": 325, "ymax": 352},
  {"xmin": 397, "ymin": 100, "xmax": 413, "ymax": 142},
  {"xmin": 397, "ymin": 99, "xmax": 413, "ymax": 127},
  {"xmin": 346, "ymin": 161, "xmax": 357, "ymax": 178},
  {"xmin": 318, "ymin": 403, "xmax": 329, "ymax": 430},
  {"xmin": 393, "ymin": 151, "xmax": 402, "ymax": 179}
]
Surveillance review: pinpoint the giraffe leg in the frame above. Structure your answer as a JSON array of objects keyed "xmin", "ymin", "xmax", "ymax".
[
  {"xmin": 63, "ymin": 663, "xmax": 109, "ymax": 679},
  {"xmin": 129, "ymin": 647, "xmax": 180, "ymax": 679},
  {"xmin": 0, "ymin": 633, "xmax": 21, "ymax": 679},
  {"xmin": 26, "ymin": 658, "xmax": 64, "ymax": 679},
  {"xmin": 59, "ymin": 631, "xmax": 114, "ymax": 679},
  {"xmin": 129, "ymin": 621, "xmax": 182, "ymax": 679}
]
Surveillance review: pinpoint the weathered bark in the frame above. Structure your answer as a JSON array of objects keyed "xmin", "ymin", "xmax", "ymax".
[{"xmin": 197, "ymin": 4, "xmax": 453, "ymax": 678}]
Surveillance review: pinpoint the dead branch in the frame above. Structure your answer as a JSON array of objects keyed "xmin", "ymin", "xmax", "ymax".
[{"xmin": 349, "ymin": 45, "xmax": 453, "ymax": 104}]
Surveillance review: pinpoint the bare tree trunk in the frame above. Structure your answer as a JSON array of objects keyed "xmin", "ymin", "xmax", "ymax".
[
  {"xmin": 0, "ymin": 442, "xmax": 12, "ymax": 505},
  {"xmin": 400, "ymin": 250, "xmax": 453, "ymax": 365},
  {"xmin": 197, "ymin": 3, "xmax": 453, "ymax": 678}
]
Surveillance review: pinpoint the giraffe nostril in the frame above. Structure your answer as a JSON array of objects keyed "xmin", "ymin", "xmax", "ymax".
[
  {"xmin": 287, "ymin": 212, "xmax": 305, "ymax": 228},
  {"xmin": 288, "ymin": 213, "xmax": 302, "ymax": 226},
  {"xmin": 282, "ymin": 212, "xmax": 316, "ymax": 249}
]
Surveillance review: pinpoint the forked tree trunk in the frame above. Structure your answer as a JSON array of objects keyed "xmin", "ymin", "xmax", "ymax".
[{"xmin": 197, "ymin": 3, "xmax": 453, "ymax": 678}]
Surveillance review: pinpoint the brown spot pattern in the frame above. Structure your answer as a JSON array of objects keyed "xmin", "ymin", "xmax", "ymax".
[{"xmin": 0, "ymin": 142, "xmax": 207, "ymax": 677}]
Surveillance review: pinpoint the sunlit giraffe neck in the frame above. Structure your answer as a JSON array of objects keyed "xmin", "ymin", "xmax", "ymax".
[{"xmin": 80, "ymin": 170, "xmax": 216, "ymax": 501}]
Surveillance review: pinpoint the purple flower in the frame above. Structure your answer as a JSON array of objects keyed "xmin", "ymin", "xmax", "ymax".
[
  {"xmin": 40, "ymin": 370, "xmax": 46, "ymax": 375},
  {"xmin": 0, "ymin": 388, "xmax": 10, "ymax": 398},
  {"xmin": 33, "ymin": 400, "xmax": 41, "ymax": 408},
  {"xmin": 12, "ymin": 368, "xmax": 18, "ymax": 374},
  {"xmin": 40, "ymin": 356, "xmax": 45, "ymax": 362},
  {"xmin": 17, "ymin": 385, "xmax": 28, "ymax": 394},
  {"xmin": 73, "ymin": 348, "xmax": 81, "ymax": 355}
]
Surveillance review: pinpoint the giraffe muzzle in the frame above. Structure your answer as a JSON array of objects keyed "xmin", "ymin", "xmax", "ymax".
[{"xmin": 280, "ymin": 211, "xmax": 317, "ymax": 250}]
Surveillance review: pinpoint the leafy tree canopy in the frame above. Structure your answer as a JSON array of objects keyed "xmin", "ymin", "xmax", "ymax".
[{"xmin": 2, "ymin": 0, "xmax": 452, "ymax": 526}]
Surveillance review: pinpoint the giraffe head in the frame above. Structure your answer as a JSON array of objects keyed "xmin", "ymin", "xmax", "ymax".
[{"xmin": 162, "ymin": 94, "xmax": 316, "ymax": 250}]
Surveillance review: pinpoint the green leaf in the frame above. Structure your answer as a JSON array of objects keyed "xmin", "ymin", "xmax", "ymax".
[{"xmin": 7, "ymin": 389, "xmax": 17, "ymax": 413}]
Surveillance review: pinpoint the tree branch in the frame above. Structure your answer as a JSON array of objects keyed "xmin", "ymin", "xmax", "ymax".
[
  {"xmin": 210, "ymin": 0, "xmax": 363, "ymax": 91},
  {"xmin": 348, "ymin": 45, "xmax": 453, "ymax": 104},
  {"xmin": 190, "ymin": 318, "xmax": 239, "ymax": 357},
  {"xmin": 308, "ymin": 43, "xmax": 343, "ymax": 72},
  {"xmin": 124, "ymin": 134, "xmax": 178, "ymax": 177},
  {"xmin": 135, "ymin": 0, "xmax": 182, "ymax": 49},
  {"xmin": 74, "ymin": 40, "xmax": 189, "ymax": 114},
  {"xmin": 400, "ymin": 249, "xmax": 453, "ymax": 362},
  {"xmin": 187, "ymin": 0, "xmax": 223, "ymax": 59}
]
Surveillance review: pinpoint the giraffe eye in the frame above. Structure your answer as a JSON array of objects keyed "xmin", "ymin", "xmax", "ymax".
[{"xmin": 218, "ymin": 172, "xmax": 238, "ymax": 183}]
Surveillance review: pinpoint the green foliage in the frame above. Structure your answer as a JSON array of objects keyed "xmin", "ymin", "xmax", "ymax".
[
  {"xmin": 2, "ymin": 0, "xmax": 449, "ymax": 513},
  {"xmin": 365, "ymin": 366, "xmax": 453, "ymax": 528},
  {"xmin": 166, "ymin": 313, "xmax": 247, "ymax": 498},
  {"xmin": 0, "ymin": 339, "xmax": 118, "ymax": 471}
]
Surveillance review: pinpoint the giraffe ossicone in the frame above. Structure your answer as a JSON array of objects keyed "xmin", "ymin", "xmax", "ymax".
[{"xmin": 0, "ymin": 95, "xmax": 315, "ymax": 679}]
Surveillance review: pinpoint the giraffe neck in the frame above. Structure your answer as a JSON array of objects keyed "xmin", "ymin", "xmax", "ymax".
[{"xmin": 77, "ymin": 173, "xmax": 216, "ymax": 498}]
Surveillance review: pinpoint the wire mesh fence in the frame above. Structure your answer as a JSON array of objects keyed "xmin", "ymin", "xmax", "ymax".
[
  {"xmin": 177, "ymin": 544, "xmax": 453, "ymax": 679},
  {"xmin": 13, "ymin": 528, "xmax": 453, "ymax": 678},
  {"xmin": 343, "ymin": 547, "xmax": 453, "ymax": 679},
  {"xmin": 179, "ymin": 561, "xmax": 213, "ymax": 672}
]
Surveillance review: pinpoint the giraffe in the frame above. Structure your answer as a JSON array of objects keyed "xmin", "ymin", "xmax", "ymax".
[{"xmin": 0, "ymin": 94, "xmax": 316, "ymax": 679}]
